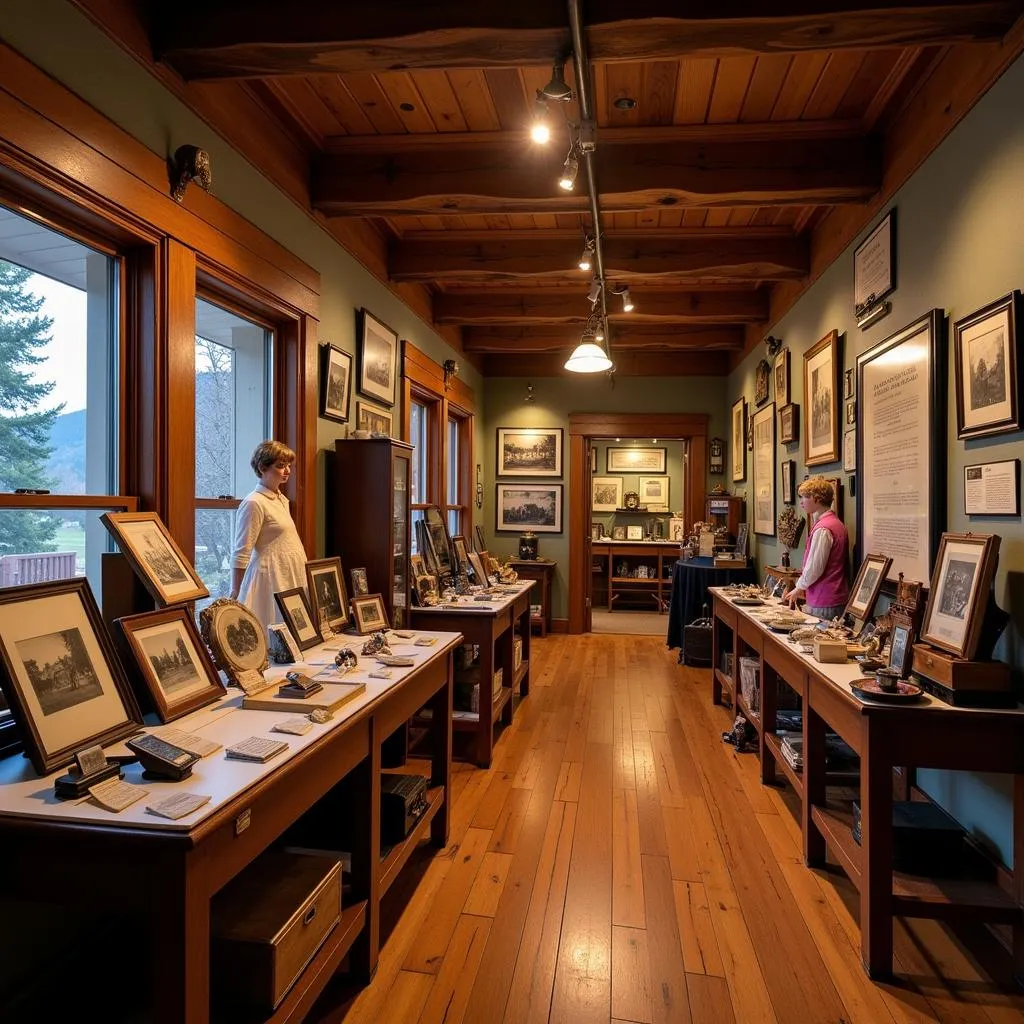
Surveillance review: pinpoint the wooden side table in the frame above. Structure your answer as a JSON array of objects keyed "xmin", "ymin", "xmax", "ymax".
[{"xmin": 508, "ymin": 558, "xmax": 556, "ymax": 635}]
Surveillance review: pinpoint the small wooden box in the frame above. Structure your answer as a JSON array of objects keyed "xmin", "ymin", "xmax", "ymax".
[
  {"xmin": 813, "ymin": 638, "xmax": 848, "ymax": 664},
  {"xmin": 212, "ymin": 851, "xmax": 341, "ymax": 1012},
  {"xmin": 911, "ymin": 643, "xmax": 1013, "ymax": 707}
]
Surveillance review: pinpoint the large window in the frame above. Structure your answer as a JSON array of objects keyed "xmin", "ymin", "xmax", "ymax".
[
  {"xmin": 446, "ymin": 410, "xmax": 470, "ymax": 539},
  {"xmin": 194, "ymin": 297, "xmax": 274, "ymax": 604}
]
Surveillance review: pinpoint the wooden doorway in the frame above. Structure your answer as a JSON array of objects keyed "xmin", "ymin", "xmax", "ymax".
[{"xmin": 568, "ymin": 412, "xmax": 708, "ymax": 634}]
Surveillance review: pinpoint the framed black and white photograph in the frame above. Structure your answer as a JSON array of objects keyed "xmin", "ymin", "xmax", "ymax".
[
  {"xmin": 319, "ymin": 343, "xmax": 352, "ymax": 423},
  {"xmin": 626, "ymin": 525, "xmax": 644, "ymax": 541},
  {"xmin": 854, "ymin": 208, "xmax": 896, "ymax": 316},
  {"xmin": 845, "ymin": 399, "xmax": 857, "ymax": 428},
  {"xmin": 781, "ymin": 460, "xmax": 796, "ymax": 504},
  {"xmin": 496, "ymin": 427, "xmax": 563, "ymax": 477},
  {"xmin": 116, "ymin": 607, "xmax": 225, "ymax": 722},
  {"xmin": 100, "ymin": 511, "xmax": 208, "ymax": 606},
  {"xmin": 606, "ymin": 447, "xmax": 666, "ymax": 473},
  {"xmin": 274, "ymin": 587, "xmax": 322, "ymax": 651},
  {"xmin": 779, "ymin": 403, "xmax": 799, "ymax": 445},
  {"xmin": 496, "ymin": 483, "xmax": 563, "ymax": 533},
  {"xmin": 351, "ymin": 593, "xmax": 389, "ymax": 634},
  {"xmin": 638, "ymin": 476, "xmax": 670, "ymax": 511},
  {"xmin": 964, "ymin": 459, "xmax": 1020, "ymax": 517},
  {"xmin": 773, "ymin": 349, "xmax": 790, "ymax": 406},
  {"xmin": 754, "ymin": 359, "xmax": 771, "ymax": 406},
  {"xmin": 611, "ymin": 525, "xmax": 626, "ymax": 541},
  {"xmin": 424, "ymin": 505, "xmax": 455, "ymax": 578},
  {"xmin": 844, "ymin": 367, "xmax": 855, "ymax": 400},
  {"xmin": 198, "ymin": 598, "xmax": 269, "ymax": 688},
  {"xmin": 920, "ymin": 532, "xmax": 1000, "ymax": 660},
  {"xmin": 731, "ymin": 397, "xmax": 747, "ymax": 482},
  {"xmin": 357, "ymin": 307, "xmax": 398, "ymax": 406},
  {"xmin": 803, "ymin": 329, "xmax": 841, "ymax": 467},
  {"xmin": 953, "ymin": 291, "xmax": 1021, "ymax": 439},
  {"xmin": 592, "ymin": 476, "xmax": 623, "ymax": 513},
  {"xmin": 351, "ymin": 568, "xmax": 369, "ymax": 597},
  {"xmin": 752, "ymin": 403, "xmax": 776, "ymax": 536},
  {"xmin": 0, "ymin": 578, "xmax": 142, "ymax": 775},
  {"xmin": 452, "ymin": 536, "xmax": 471, "ymax": 575},
  {"xmin": 306, "ymin": 557, "xmax": 350, "ymax": 632},
  {"xmin": 843, "ymin": 430, "xmax": 857, "ymax": 472},
  {"xmin": 709, "ymin": 437, "xmax": 725, "ymax": 475},
  {"xmin": 888, "ymin": 620, "xmax": 914, "ymax": 679},
  {"xmin": 356, "ymin": 401, "xmax": 393, "ymax": 437},
  {"xmin": 845, "ymin": 553, "xmax": 892, "ymax": 624}
]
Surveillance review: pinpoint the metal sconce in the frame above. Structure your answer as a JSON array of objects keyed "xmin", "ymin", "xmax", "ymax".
[
  {"xmin": 169, "ymin": 145, "xmax": 213, "ymax": 203},
  {"xmin": 443, "ymin": 358, "xmax": 459, "ymax": 390},
  {"xmin": 475, "ymin": 465, "xmax": 484, "ymax": 509}
]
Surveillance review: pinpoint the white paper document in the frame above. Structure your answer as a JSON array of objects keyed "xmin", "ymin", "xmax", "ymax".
[
  {"xmin": 146, "ymin": 792, "xmax": 212, "ymax": 820},
  {"xmin": 89, "ymin": 777, "xmax": 148, "ymax": 813},
  {"xmin": 154, "ymin": 728, "xmax": 222, "ymax": 758},
  {"xmin": 225, "ymin": 737, "xmax": 289, "ymax": 763},
  {"xmin": 272, "ymin": 717, "xmax": 314, "ymax": 736}
]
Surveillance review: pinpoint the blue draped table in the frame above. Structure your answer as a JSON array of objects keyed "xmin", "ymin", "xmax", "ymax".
[{"xmin": 666, "ymin": 557, "xmax": 756, "ymax": 660}]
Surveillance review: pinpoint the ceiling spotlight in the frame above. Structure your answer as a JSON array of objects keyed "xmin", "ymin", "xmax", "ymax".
[
  {"xmin": 587, "ymin": 279, "xmax": 602, "ymax": 305},
  {"xmin": 541, "ymin": 61, "xmax": 573, "ymax": 103},
  {"xmin": 530, "ymin": 92, "xmax": 550, "ymax": 144},
  {"xmin": 558, "ymin": 150, "xmax": 579, "ymax": 191},
  {"xmin": 578, "ymin": 238, "xmax": 594, "ymax": 272},
  {"xmin": 620, "ymin": 287, "xmax": 634, "ymax": 312}
]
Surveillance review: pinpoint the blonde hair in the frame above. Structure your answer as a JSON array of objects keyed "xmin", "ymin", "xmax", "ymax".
[
  {"xmin": 798, "ymin": 476, "xmax": 834, "ymax": 507},
  {"xmin": 250, "ymin": 440, "xmax": 295, "ymax": 477}
]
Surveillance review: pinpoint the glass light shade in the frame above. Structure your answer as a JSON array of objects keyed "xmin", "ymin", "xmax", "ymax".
[{"xmin": 564, "ymin": 341, "xmax": 613, "ymax": 373}]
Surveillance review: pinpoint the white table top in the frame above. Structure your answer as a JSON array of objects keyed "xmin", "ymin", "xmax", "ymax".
[
  {"xmin": 411, "ymin": 579, "xmax": 534, "ymax": 615},
  {"xmin": 0, "ymin": 628, "xmax": 463, "ymax": 833}
]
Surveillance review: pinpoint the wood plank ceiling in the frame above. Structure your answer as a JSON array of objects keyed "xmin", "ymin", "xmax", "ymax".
[{"xmin": 77, "ymin": 2, "xmax": 1024, "ymax": 375}]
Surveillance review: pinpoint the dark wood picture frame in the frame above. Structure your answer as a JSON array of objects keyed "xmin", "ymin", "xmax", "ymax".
[
  {"xmin": 495, "ymin": 427, "xmax": 564, "ymax": 478},
  {"xmin": 351, "ymin": 593, "xmax": 390, "ymax": 634},
  {"xmin": 779, "ymin": 403, "xmax": 799, "ymax": 444},
  {"xmin": 773, "ymin": 348, "xmax": 790, "ymax": 406},
  {"xmin": 274, "ymin": 587, "xmax": 322, "ymax": 651},
  {"xmin": 845, "ymin": 553, "xmax": 893, "ymax": 624},
  {"xmin": 305, "ymin": 556, "xmax": 350, "ymax": 632},
  {"xmin": 887, "ymin": 614, "xmax": 916, "ymax": 679},
  {"xmin": 755, "ymin": 358, "xmax": 771, "ymax": 405},
  {"xmin": 495, "ymin": 483, "xmax": 564, "ymax": 533},
  {"xmin": 803, "ymin": 329, "xmax": 841, "ymax": 467},
  {"xmin": 357, "ymin": 307, "xmax": 398, "ymax": 407},
  {"xmin": 781, "ymin": 459, "xmax": 796, "ymax": 504},
  {"xmin": 731, "ymin": 396, "xmax": 747, "ymax": 482},
  {"xmin": 319, "ymin": 343, "xmax": 352, "ymax": 423},
  {"xmin": 116, "ymin": 607, "xmax": 225, "ymax": 722}
]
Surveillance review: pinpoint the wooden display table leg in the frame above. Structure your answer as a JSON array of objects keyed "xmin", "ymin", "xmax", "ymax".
[
  {"xmin": 349, "ymin": 731, "xmax": 381, "ymax": 981},
  {"xmin": 861, "ymin": 719, "xmax": 895, "ymax": 979},
  {"xmin": 429, "ymin": 651, "xmax": 453, "ymax": 848},
  {"xmin": 803, "ymin": 702, "xmax": 827, "ymax": 868}
]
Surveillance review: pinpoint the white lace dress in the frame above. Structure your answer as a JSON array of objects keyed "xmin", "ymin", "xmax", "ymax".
[{"xmin": 232, "ymin": 484, "xmax": 308, "ymax": 630}]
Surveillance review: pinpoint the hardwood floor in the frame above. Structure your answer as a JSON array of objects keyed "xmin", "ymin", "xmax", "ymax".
[{"xmin": 311, "ymin": 633, "xmax": 1024, "ymax": 1024}]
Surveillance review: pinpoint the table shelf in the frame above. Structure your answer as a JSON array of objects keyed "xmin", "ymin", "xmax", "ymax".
[
  {"xmin": 763, "ymin": 731, "xmax": 804, "ymax": 799},
  {"xmin": 380, "ymin": 785, "xmax": 444, "ymax": 896}
]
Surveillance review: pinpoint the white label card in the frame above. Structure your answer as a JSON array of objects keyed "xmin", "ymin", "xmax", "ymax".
[
  {"xmin": 89, "ymin": 777, "xmax": 148, "ymax": 812},
  {"xmin": 146, "ymin": 792, "xmax": 212, "ymax": 820}
]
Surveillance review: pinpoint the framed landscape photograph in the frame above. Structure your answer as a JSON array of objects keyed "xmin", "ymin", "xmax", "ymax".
[
  {"xmin": 496, "ymin": 427, "xmax": 563, "ymax": 477},
  {"xmin": 803, "ymin": 329, "xmax": 841, "ymax": 466},
  {"xmin": 779, "ymin": 403, "xmax": 799, "ymax": 444},
  {"xmin": 843, "ymin": 430, "xmax": 857, "ymax": 472},
  {"xmin": 0, "ymin": 578, "xmax": 142, "ymax": 775},
  {"xmin": 356, "ymin": 401, "xmax": 393, "ymax": 437},
  {"xmin": 731, "ymin": 397, "xmax": 746, "ymax": 481},
  {"xmin": 920, "ymin": 532, "xmax": 1000, "ymax": 660},
  {"xmin": 845, "ymin": 553, "xmax": 892, "ymax": 624},
  {"xmin": 953, "ymin": 291, "xmax": 1021, "ymax": 439},
  {"xmin": 306, "ymin": 557, "xmax": 350, "ymax": 632},
  {"xmin": 116, "ymin": 607, "xmax": 225, "ymax": 722},
  {"xmin": 638, "ymin": 476, "xmax": 670, "ymax": 510},
  {"xmin": 198, "ymin": 598, "xmax": 269, "ymax": 688},
  {"xmin": 774, "ymin": 349, "xmax": 790, "ymax": 406},
  {"xmin": 100, "ymin": 511, "xmax": 208, "ymax": 606},
  {"xmin": 752, "ymin": 403, "xmax": 775, "ymax": 535},
  {"xmin": 592, "ymin": 476, "xmax": 623, "ymax": 512},
  {"xmin": 606, "ymin": 447, "xmax": 666, "ymax": 473},
  {"xmin": 275, "ymin": 588, "xmax": 322, "ymax": 651},
  {"xmin": 320, "ymin": 343, "xmax": 352, "ymax": 423},
  {"xmin": 496, "ymin": 483, "xmax": 563, "ymax": 533},
  {"xmin": 351, "ymin": 594, "xmax": 389, "ymax": 634},
  {"xmin": 357, "ymin": 307, "xmax": 398, "ymax": 406}
]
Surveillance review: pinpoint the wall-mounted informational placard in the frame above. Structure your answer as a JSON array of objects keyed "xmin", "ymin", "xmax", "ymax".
[
  {"xmin": 964, "ymin": 459, "xmax": 1020, "ymax": 516},
  {"xmin": 854, "ymin": 209, "xmax": 896, "ymax": 319}
]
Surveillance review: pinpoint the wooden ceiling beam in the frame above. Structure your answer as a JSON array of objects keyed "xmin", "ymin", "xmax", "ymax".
[
  {"xmin": 482, "ymin": 350, "xmax": 731, "ymax": 377},
  {"xmin": 390, "ymin": 235, "xmax": 809, "ymax": 282},
  {"xmin": 434, "ymin": 289, "xmax": 768, "ymax": 325},
  {"xmin": 462, "ymin": 326, "xmax": 745, "ymax": 352},
  {"xmin": 311, "ymin": 137, "xmax": 879, "ymax": 216},
  {"xmin": 156, "ymin": 3, "xmax": 1022, "ymax": 79}
]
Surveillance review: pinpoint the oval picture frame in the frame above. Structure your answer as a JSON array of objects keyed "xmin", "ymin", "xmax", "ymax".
[{"xmin": 199, "ymin": 597, "xmax": 269, "ymax": 686}]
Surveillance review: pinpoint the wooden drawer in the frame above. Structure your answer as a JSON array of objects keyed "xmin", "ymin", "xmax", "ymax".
[
  {"xmin": 212, "ymin": 851, "xmax": 341, "ymax": 1012},
  {"xmin": 911, "ymin": 643, "xmax": 1012, "ymax": 692}
]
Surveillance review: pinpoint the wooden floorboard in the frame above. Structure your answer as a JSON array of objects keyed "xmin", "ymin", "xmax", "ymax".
[{"xmin": 310, "ymin": 634, "xmax": 1021, "ymax": 1024}]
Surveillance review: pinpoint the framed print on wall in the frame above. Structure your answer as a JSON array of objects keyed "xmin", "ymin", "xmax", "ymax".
[
  {"xmin": 779, "ymin": 403, "xmax": 799, "ymax": 445},
  {"xmin": 803, "ymin": 329, "xmax": 841, "ymax": 467},
  {"xmin": 731, "ymin": 397, "xmax": 747, "ymax": 481},
  {"xmin": 319, "ymin": 343, "xmax": 352, "ymax": 423},
  {"xmin": 773, "ymin": 349, "xmax": 790, "ymax": 406},
  {"xmin": 496, "ymin": 427, "xmax": 563, "ymax": 477},
  {"xmin": 781, "ymin": 459, "xmax": 795, "ymax": 504},
  {"xmin": 638, "ymin": 476, "xmax": 670, "ymax": 511},
  {"xmin": 752, "ymin": 403, "xmax": 776, "ymax": 535},
  {"xmin": 496, "ymin": 483, "xmax": 563, "ymax": 533},
  {"xmin": 843, "ymin": 430, "xmax": 857, "ymax": 472},
  {"xmin": 356, "ymin": 401, "xmax": 393, "ymax": 437},
  {"xmin": 953, "ymin": 291, "xmax": 1021, "ymax": 439},
  {"xmin": 592, "ymin": 476, "xmax": 623, "ymax": 512},
  {"xmin": 606, "ymin": 447, "xmax": 666, "ymax": 473},
  {"xmin": 357, "ymin": 307, "xmax": 398, "ymax": 406}
]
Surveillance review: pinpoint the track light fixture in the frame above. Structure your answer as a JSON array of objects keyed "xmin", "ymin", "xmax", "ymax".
[
  {"xmin": 530, "ymin": 92, "xmax": 551, "ymax": 144},
  {"xmin": 558, "ymin": 147, "xmax": 579, "ymax": 191},
  {"xmin": 578, "ymin": 237, "xmax": 594, "ymax": 272},
  {"xmin": 540, "ymin": 60, "xmax": 573, "ymax": 103},
  {"xmin": 587, "ymin": 278, "xmax": 602, "ymax": 305},
  {"xmin": 609, "ymin": 283, "xmax": 634, "ymax": 312}
]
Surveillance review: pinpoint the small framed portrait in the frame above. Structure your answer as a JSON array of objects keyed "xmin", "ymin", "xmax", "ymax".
[
  {"xmin": 319, "ymin": 343, "xmax": 352, "ymax": 423},
  {"xmin": 351, "ymin": 567, "xmax": 369, "ymax": 597},
  {"xmin": 845, "ymin": 399, "xmax": 857, "ymax": 427},
  {"xmin": 843, "ymin": 430, "xmax": 857, "ymax": 472},
  {"xmin": 356, "ymin": 401, "xmax": 393, "ymax": 438},
  {"xmin": 803, "ymin": 329, "xmax": 841, "ymax": 467},
  {"xmin": 611, "ymin": 525, "xmax": 627, "ymax": 540},
  {"xmin": 781, "ymin": 460, "xmax": 796, "ymax": 504},
  {"xmin": 626, "ymin": 525, "xmax": 644, "ymax": 541},
  {"xmin": 592, "ymin": 476, "xmax": 623, "ymax": 512},
  {"xmin": 590, "ymin": 447, "xmax": 598, "ymax": 473},
  {"xmin": 410, "ymin": 553, "xmax": 427, "ymax": 580},
  {"xmin": 953, "ymin": 291, "xmax": 1021, "ymax": 439},
  {"xmin": 779, "ymin": 403, "xmax": 799, "ymax": 445},
  {"xmin": 731, "ymin": 397, "xmax": 747, "ymax": 482},
  {"xmin": 496, "ymin": 427, "xmax": 563, "ymax": 478},
  {"xmin": 496, "ymin": 483, "xmax": 563, "ymax": 533},
  {"xmin": 708, "ymin": 437, "xmax": 725, "ymax": 476},
  {"xmin": 844, "ymin": 367, "xmax": 855, "ymax": 400},
  {"xmin": 199, "ymin": 598, "xmax": 269, "ymax": 689},
  {"xmin": 351, "ymin": 594, "xmax": 389, "ymax": 634},
  {"xmin": 100, "ymin": 511, "xmax": 208, "ymax": 606},
  {"xmin": 305, "ymin": 557, "xmax": 350, "ymax": 632},
  {"xmin": 357, "ymin": 307, "xmax": 398, "ymax": 407},
  {"xmin": 754, "ymin": 359, "xmax": 771, "ymax": 406},
  {"xmin": 274, "ymin": 588, "xmax": 322, "ymax": 651},
  {"xmin": 591, "ymin": 522, "xmax": 604, "ymax": 541},
  {"xmin": 920, "ymin": 532, "xmax": 1000, "ymax": 660},
  {"xmin": 773, "ymin": 348, "xmax": 790, "ymax": 406},
  {"xmin": 0, "ymin": 578, "xmax": 142, "ymax": 775},
  {"xmin": 845, "ymin": 553, "xmax": 893, "ymax": 624},
  {"xmin": 638, "ymin": 476, "xmax": 670, "ymax": 510},
  {"xmin": 887, "ymin": 616, "xmax": 915, "ymax": 679},
  {"xmin": 116, "ymin": 607, "xmax": 225, "ymax": 722}
]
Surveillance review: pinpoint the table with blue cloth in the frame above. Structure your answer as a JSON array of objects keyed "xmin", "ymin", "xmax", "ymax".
[{"xmin": 666, "ymin": 557, "xmax": 757, "ymax": 661}]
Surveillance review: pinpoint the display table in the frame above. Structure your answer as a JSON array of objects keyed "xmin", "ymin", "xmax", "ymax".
[
  {"xmin": 592, "ymin": 540, "xmax": 679, "ymax": 612},
  {"xmin": 507, "ymin": 558, "xmax": 556, "ymax": 635},
  {"xmin": 666, "ymin": 557, "xmax": 756, "ymax": 659},
  {"xmin": 710, "ymin": 588, "xmax": 1024, "ymax": 980},
  {"xmin": 0, "ymin": 627, "xmax": 462, "ymax": 1023},
  {"xmin": 411, "ymin": 581, "xmax": 534, "ymax": 768}
]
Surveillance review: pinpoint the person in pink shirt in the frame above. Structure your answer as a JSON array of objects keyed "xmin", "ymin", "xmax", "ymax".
[{"xmin": 783, "ymin": 477, "xmax": 849, "ymax": 620}]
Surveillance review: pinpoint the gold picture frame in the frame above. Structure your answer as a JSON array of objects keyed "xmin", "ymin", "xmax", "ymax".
[
  {"xmin": 803, "ymin": 329, "xmax": 841, "ymax": 467},
  {"xmin": 351, "ymin": 593, "xmax": 390, "ymax": 634},
  {"xmin": 198, "ymin": 597, "xmax": 269, "ymax": 687}
]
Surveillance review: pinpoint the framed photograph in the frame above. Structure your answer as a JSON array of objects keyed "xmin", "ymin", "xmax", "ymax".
[
  {"xmin": 781, "ymin": 460, "xmax": 796, "ymax": 504},
  {"xmin": 495, "ymin": 483, "xmax": 563, "ymax": 533},
  {"xmin": 731, "ymin": 397, "xmax": 747, "ymax": 482},
  {"xmin": 606, "ymin": 447, "xmax": 666, "ymax": 473},
  {"xmin": 116, "ymin": 607, "xmax": 225, "ymax": 722},
  {"xmin": 638, "ymin": 476, "xmax": 670, "ymax": 510},
  {"xmin": 611, "ymin": 525, "xmax": 627, "ymax": 541},
  {"xmin": 351, "ymin": 567, "xmax": 369, "ymax": 597},
  {"xmin": 964, "ymin": 459, "xmax": 1020, "ymax": 516},
  {"xmin": 805, "ymin": 477, "xmax": 842, "ymax": 539},
  {"xmin": 953, "ymin": 291, "xmax": 1021, "ymax": 439},
  {"xmin": 844, "ymin": 367, "xmax": 855, "ymax": 400},
  {"xmin": 100, "ymin": 511, "xmax": 208, "ymax": 606},
  {"xmin": 468, "ymin": 550, "xmax": 489, "ymax": 585},
  {"xmin": 199, "ymin": 598, "xmax": 268, "ymax": 688},
  {"xmin": 845, "ymin": 553, "xmax": 893, "ymax": 624},
  {"xmin": 590, "ymin": 447, "xmax": 598, "ymax": 473},
  {"xmin": 843, "ymin": 430, "xmax": 857, "ymax": 472},
  {"xmin": 0, "ymin": 578, "xmax": 142, "ymax": 775},
  {"xmin": 754, "ymin": 359, "xmax": 771, "ymax": 406},
  {"xmin": 752, "ymin": 403, "xmax": 775, "ymax": 536},
  {"xmin": 351, "ymin": 593, "xmax": 390, "ymax": 634},
  {"xmin": 773, "ymin": 349, "xmax": 790, "ymax": 405},
  {"xmin": 410, "ymin": 553, "xmax": 427, "ymax": 580},
  {"xmin": 887, "ymin": 618, "xmax": 915, "ymax": 679},
  {"xmin": 845, "ymin": 399, "xmax": 857, "ymax": 428},
  {"xmin": 709, "ymin": 437, "xmax": 725, "ymax": 476},
  {"xmin": 591, "ymin": 523, "xmax": 604, "ymax": 541},
  {"xmin": 857, "ymin": 310, "xmax": 946, "ymax": 582},
  {"xmin": 452, "ymin": 535, "xmax": 472, "ymax": 574},
  {"xmin": 626, "ymin": 525, "xmax": 644, "ymax": 541},
  {"xmin": 803, "ymin": 329, "xmax": 841, "ymax": 467},
  {"xmin": 305, "ymin": 557, "xmax": 350, "ymax": 632},
  {"xmin": 496, "ymin": 427, "xmax": 563, "ymax": 477},
  {"xmin": 356, "ymin": 401, "xmax": 393, "ymax": 437},
  {"xmin": 854, "ymin": 208, "xmax": 896, "ymax": 315},
  {"xmin": 424, "ymin": 505, "xmax": 455, "ymax": 577},
  {"xmin": 920, "ymin": 532, "xmax": 1000, "ymax": 660},
  {"xmin": 592, "ymin": 476, "xmax": 623, "ymax": 513},
  {"xmin": 319, "ymin": 343, "xmax": 352, "ymax": 423},
  {"xmin": 474, "ymin": 524, "xmax": 486, "ymax": 552},
  {"xmin": 357, "ymin": 307, "xmax": 398, "ymax": 406},
  {"xmin": 779, "ymin": 403, "xmax": 799, "ymax": 445},
  {"xmin": 274, "ymin": 588, "xmax": 322, "ymax": 651}
]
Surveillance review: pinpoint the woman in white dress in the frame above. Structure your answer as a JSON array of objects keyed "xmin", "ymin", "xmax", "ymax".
[{"xmin": 230, "ymin": 440, "xmax": 307, "ymax": 630}]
